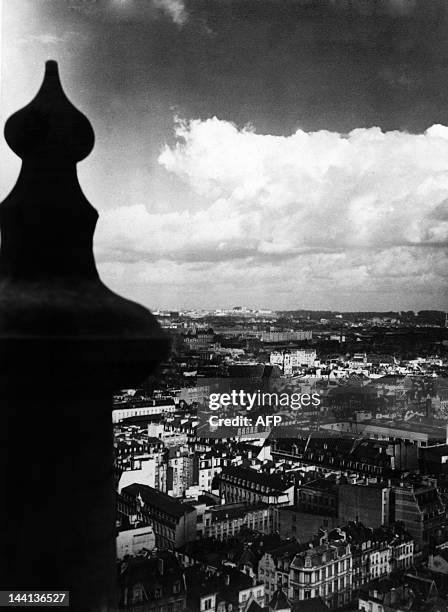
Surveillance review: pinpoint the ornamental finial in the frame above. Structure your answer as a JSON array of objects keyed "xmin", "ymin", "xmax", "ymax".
[{"xmin": 5, "ymin": 60, "xmax": 94, "ymax": 161}]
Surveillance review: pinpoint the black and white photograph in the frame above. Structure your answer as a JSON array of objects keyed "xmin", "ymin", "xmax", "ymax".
[{"xmin": 1, "ymin": 1, "xmax": 448, "ymax": 611}]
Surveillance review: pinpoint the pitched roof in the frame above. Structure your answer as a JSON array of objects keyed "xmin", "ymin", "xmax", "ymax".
[{"xmin": 269, "ymin": 588, "xmax": 292, "ymax": 610}]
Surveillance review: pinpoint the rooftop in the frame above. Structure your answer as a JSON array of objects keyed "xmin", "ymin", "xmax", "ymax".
[{"xmin": 122, "ymin": 483, "xmax": 195, "ymax": 518}]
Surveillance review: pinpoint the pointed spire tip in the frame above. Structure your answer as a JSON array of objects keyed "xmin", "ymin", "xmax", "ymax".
[{"xmin": 45, "ymin": 60, "xmax": 59, "ymax": 76}]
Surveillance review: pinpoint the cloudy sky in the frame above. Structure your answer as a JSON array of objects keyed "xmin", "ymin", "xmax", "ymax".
[{"xmin": 1, "ymin": 0, "xmax": 448, "ymax": 311}]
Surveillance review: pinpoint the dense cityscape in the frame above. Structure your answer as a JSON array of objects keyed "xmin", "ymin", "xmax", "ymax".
[{"xmin": 114, "ymin": 308, "xmax": 448, "ymax": 611}]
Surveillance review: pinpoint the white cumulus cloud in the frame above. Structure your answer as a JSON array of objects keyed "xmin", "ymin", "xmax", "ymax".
[{"xmin": 96, "ymin": 118, "xmax": 448, "ymax": 309}]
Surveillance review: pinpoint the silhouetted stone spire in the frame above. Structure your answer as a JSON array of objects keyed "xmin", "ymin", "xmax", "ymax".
[
  {"xmin": 0, "ymin": 61, "xmax": 170, "ymax": 611},
  {"xmin": 1, "ymin": 60, "xmax": 97, "ymax": 280}
]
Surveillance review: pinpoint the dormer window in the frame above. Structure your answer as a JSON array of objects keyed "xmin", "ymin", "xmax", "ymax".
[
  {"xmin": 305, "ymin": 557, "xmax": 312, "ymax": 568},
  {"xmin": 173, "ymin": 582, "xmax": 181, "ymax": 594}
]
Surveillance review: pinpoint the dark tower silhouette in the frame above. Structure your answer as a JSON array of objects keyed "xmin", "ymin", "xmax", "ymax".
[{"xmin": 0, "ymin": 61, "xmax": 170, "ymax": 611}]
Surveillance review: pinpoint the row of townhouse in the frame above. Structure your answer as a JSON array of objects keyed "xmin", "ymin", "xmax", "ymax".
[{"xmin": 257, "ymin": 522, "xmax": 415, "ymax": 609}]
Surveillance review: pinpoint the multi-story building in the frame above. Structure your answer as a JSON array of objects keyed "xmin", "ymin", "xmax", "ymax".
[
  {"xmin": 190, "ymin": 568, "xmax": 265, "ymax": 612},
  {"xmin": 203, "ymin": 502, "xmax": 277, "ymax": 539},
  {"xmin": 278, "ymin": 505, "xmax": 338, "ymax": 542},
  {"xmin": 358, "ymin": 574, "xmax": 443, "ymax": 612},
  {"xmin": 197, "ymin": 450, "xmax": 224, "ymax": 491},
  {"xmin": 183, "ymin": 328, "xmax": 215, "ymax": 351},
  {"xmin": 118, "ymin": 451, "xmax": 167, "ymax": 493},
  {"xmin": 270, "ymin": 349, "xmax": 317, "ymax": 374},
  {"xmin": 113, "ymin": 399, "xmax": 177, "ymax": 423},
  {"xmin": 217, "ymin": 467, "xmax": 294, "ymax": 506},
  {"xmin": 258, "ymin": 541, "xmax": 303, "ymax": 603},
  {"xmin": 116, "ymin": 524, "xmax": 156, "ymax": 560},
  {"xmin": 289, "ymin": 542, "xmax": 352, "ymax": 609},
  {"xmin": 368, "ymin": 540, "xmax": 392, "ymax": 582},
  {"xmin": 392, "ymin": 480, "xmax": 446, "ymax": 551},
  {"xmin": 299, "ymin": 478, "xmax": 338, "ymax": 516},
  {"xmin": 328, "ymin": 523, "xmax": 414, "ymax": 593},
  {"xmin": 167, "ymin": 446, "xmax": 195, "ymax": 497},
  {"xmin": 387, "ymin": 528, "xmax": 414, "ymax": 572},
  {"xmin": 121, "ymin": 483, "xmax": 196, "ymax": 549},
  {"xmin": 272, "ymin": 437, "xmax": 417, "ymax": 478},
  {"xmin": 117, "ymin": 552, "xmax": 186, "ymax": 612},
  {"xmin": 338, "ymin": 482, "xmax": 390, "ymax": 527},
  {"xmin": 261, "ymin": 331, "xmax": 312, "ymax": 343}
]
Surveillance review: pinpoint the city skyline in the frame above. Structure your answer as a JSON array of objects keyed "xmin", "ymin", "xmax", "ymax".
[{"xmin": 1, "ymin": 0, "xmax": 448, "ymax": 311}]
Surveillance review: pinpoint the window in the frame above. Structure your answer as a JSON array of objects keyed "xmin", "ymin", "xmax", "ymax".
[
  {"xmin": 204, "ymin": 599, "xmax": 212, "ymax": 610},
  {"xmin": 132, "ymin": 586, "xmax": 144, "ymax": 603},
  {"xmin": 173, "ymin": 582, "xmax": 180, "ymax": 594},
  {"xmin": 304, "ymin": 590, "xmax": 311, "ymax": 599}
]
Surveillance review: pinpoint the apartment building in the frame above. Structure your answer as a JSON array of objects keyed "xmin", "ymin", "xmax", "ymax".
[
  {"xmin": 289, "ymin": 542, "xmax": 352, "ymax": 609},
  {"xmin": 121, "ymin": 483, "xmax": 196, "ymax": 549},
  {"xmin": 392, "ymin": 480, "xmax": 446, "ymax": 551},
  {"xmin": 203, "ymin": 502, "xmax": 277, "ymax": 539},
  {"xmin": 217, "ymin": 466, "xmax": 294, "ymax": 506}
]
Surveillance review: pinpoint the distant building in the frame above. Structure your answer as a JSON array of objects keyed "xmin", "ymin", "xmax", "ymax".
[
  {"xmin": 338, "ymin": 482, "xmax": 390, "ymax": 527},
  {"xmin": 272, "ymin": 437, "xmax": 414, "ymax": 478},
  {"xmin": 113, "ymin": 399, "xmax": 176, "ymax": 423},
  {"xmin": 262, "ymin": 331, "xmax": 312, "ymax": 343},
  {"xmin": 289, "ymin": 542, "xmax": 352, "ymax": 609},
  {"xmin": 203, "ymin": 502, "xmax": 277, "ymax": 539},
  {"xmin": 189, "ymin": 568, "xmax": 265, "ymax": 612},
  {"xmin": 183, "ymin": 328, "xmax": 215, "ymax": 351},
  {"xmin": 278, "ymin": 506, "xmax": 338, "ymax": 542},
  {"xmin": 117, "ymin": 552, "xmax": 186, "ymax": 612},
  {"xmin": 217, "ymin": 466, "xmax": 294, "ymax": 506},
  {"xmin": 116, "ymin": 525, "xmax": 156, "ymax": 560},
  {"xmin": 167, "ymin": 446, "xmax": 196, "ymax": 497},
  {"xmin": 258, "ymin": 540, "xmax": 304, "ymax": 602},
  {"xmin": 327, "ymin": 522, "xmax": 414, "ymax": 590},
  {"xmin": 358, "ymin": 574, "xmax": 445, "ymax": 612},
  {"xmin": 299, "ymin": 478, "xmax": 338, "ymax": 517},
  {"xmin": 270, "ymin": 350, "xmax": 317, "ymax": 374},
  {"xmin": 332, "ymin": 419, "xmax": 447, "ymax": 448},
  {"xmin": 392, "ymin": 481, "xmax": 446, "ymax": 551},
  {"xmin": 121, "ymin": 483, "xmax": 196, "ymax": 549},
  {"xmin": 420, "ymin": 443, "xmax": 448, "ymax": 475},
  {"xmin": 118, "ymin": 451, "xmax": 167, "ymax": 494},
  {"xmin": 197, "ymin": 450, "xmax": 224, "ymax": 492}
]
